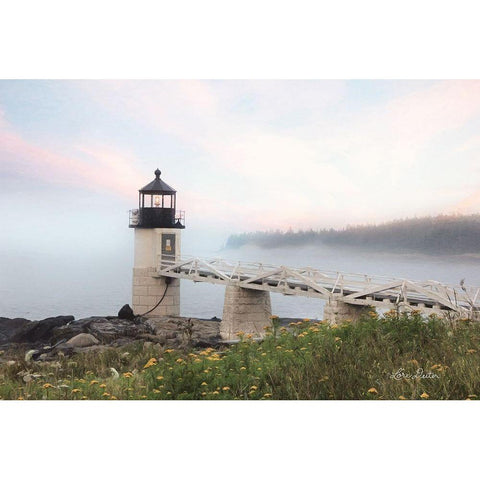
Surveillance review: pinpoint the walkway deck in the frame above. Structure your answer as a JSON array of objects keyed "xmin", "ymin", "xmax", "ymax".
[{"xmin": 155, "ymin": 255, "xmax": 480, "ymax": 317}]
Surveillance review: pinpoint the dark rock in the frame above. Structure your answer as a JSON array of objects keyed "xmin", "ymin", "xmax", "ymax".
[
  {"xmin": 3, "ymin": 314, "xmax": 221, "ymax": 358},
  {"xmin": 110, "ymin": 337, "xmax": 137, "ymax": 347},
  {"xmin": 10, "ymin": 316, "xmax": 74, "ymax": 345},
  {"xmin": 0, "ymin": 317, "xmax": 31, "ymax": 343},
  {"xmin": 54, "ymin": 343, "xmax": 75, "ymax": 356},
  {"xmin": 65, "ymin": 333, "xmax": 99, "ymax": 348},
  {"xmin": 86, "ymin": 317, "xmax": 150, "ymax": 343},
  {"xmin": 51, "ymin": 317, "xmax": 98, "ymax": 342},
  {"xmin": 192, "ymin": 338, "xmax": 220, "ymax": 348},
  {"xmin": 118, "ymin": 304, "xmax": 135, "ymax": 321},
  {"xmin": 72, "ymin": 345, "xmax": 111, "ymax": 354}
]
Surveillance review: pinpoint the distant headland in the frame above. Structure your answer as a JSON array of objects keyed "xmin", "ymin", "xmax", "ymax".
[{"xmin": 226, "ymin": 214, "xmax": 480, "ymax": 255}]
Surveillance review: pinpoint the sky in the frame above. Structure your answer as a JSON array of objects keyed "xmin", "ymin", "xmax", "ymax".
[{"xmin": 1, "ymin": 79, "xmax": 480, "ymax": 257}]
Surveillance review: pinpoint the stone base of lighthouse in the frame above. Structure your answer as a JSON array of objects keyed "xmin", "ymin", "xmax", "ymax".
[
  {"xmin": 220, "ymin": 286, "xmax": 272, "ymax": 340},
  {"xmin": 132, "ymin": 227, "xmax": 182, "ymax": 318},
  {"xmin": 132, "ymin": 267, "xmax": 180, "ymax": 317},
  {"xmin": 323, "ymin": 298, "xmax": 373, "ymax": 324}
]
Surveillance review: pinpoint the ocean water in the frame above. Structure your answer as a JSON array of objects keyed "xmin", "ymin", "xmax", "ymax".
[{"xmin": 1, "ymin": 244, "xmax": 480, "ymax": 321}]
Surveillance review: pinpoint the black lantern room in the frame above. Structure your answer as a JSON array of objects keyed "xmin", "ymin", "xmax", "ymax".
[{"xmin": 129, "ymin": 169, "xmax": 185, "ymax": 228}]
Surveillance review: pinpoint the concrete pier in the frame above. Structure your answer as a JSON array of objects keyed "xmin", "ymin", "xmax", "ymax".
[
  {"xmin": 220, "ymin": 286, "xmax": 272, "ymax": 340},
  {"xmin": 323, "ymin": 298, "xmax": 373, "ymax": 324}
]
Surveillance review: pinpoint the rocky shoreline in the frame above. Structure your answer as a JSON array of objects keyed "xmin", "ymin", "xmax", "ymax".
[{"xmin": 0, "ymin": 311, "xmax": 221, "ymax": 362}]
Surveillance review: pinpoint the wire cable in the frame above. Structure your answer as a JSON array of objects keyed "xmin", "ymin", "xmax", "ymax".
[{"xmin": 137, "ymin": 281, "xmax": 170, "ymax": 317}]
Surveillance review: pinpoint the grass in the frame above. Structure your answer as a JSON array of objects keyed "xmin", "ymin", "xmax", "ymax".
[{"xmin": 1, "ymin": 311, "xmax": 480, "ymax": 400}]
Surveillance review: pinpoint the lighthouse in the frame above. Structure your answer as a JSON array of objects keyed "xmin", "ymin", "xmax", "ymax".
[{"xmin": 129, "ymin": 169, "xmax": 185, "ymax": 317}]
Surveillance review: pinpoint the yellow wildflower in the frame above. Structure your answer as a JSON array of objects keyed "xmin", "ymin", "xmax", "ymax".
[
  {"xmin": 90, "ymin": 380, "xmax": 99, "ymax": 385},
  {"xmin": 367, "ymin": 387, "xmax": 378, "ymax": 394},
  {"xmin": 78, "ymin": 379, "xmax": 86, "ymax": 384},
  {"xmin": 156, "ymin": 376, "xmax": 164, "ymax": 381},
  {"xmin": 467, "ymin": 349, "xmax": 477, "ymax": 354},
  {"xmin": 201, "ymin": 392, "xmax": 207, "ymax": 396},
  {"xmin": 398, "ymin": 395, "xmax": 407, "ymax": 400},
  {"xmin": 250, "ymin": 385, "xmax": 258, "ymax": 391},
  {"xmin": 72, "ymin": 388, "xmax": 81, "ymax": 393},
  {"xmin": 240, "ymin": 366, "xmax": 247, "ymax": 370},
  {"xmin": 420, "ymin": 392, "xmax": 429, "ymax": 399},
  {"xmin": 164, "ymin": 349, "xmax": 175, "ymax": 354},
  {"xmin": 201, "ymin": 382, "xmax": 208, "ymax": 386},
  {"xmin": 42, "ymin": 383, "xmax": 54, "ymax": 389},
  {"xmin": 263, "ymin": 393, "xmax": 272, "ymax": 398},
  {"xmin": 81, "ymin": 396, "xmax": 88, "ymax": 400},
  {"xmin": 123, "ymin": 372, "xmax": 133, "ymax": 378},
  {"xmin": 102, "ymin": 392, "xmax": 110, "ymax": 397},
  {"xmin": 212, "ymin": 391, "xmax": 219, "ymax": 395},
  {"xmin": 99, "ymin": 384, "xmax": 107, "ymax": 388},
  {"xmin": 222, "ymin": 386, "xmax": 230, "ymax": 391},
  {"xmin": 246, "ymin": 334, "xmax": 253, "ymax": 339},
  {"xmin": 468, "ymin": 394, "xmax": 477, "ymax": 399},
  {"xmin": 110, "ymin": 396, "xmax": 118, "ymax": 400},
  {"xmin": 153, "ymin": 389, "xmax": 161, "ymax": 394},
  {"xmin": 17, "ymin": 396, "xmax": 24, "ymax": 400},
  {"xmin": 176, "ymin": 358, "xmax": 184, "ymax": 363},
  {"xmin": 261, "ymin": 352, "xmax": 267, "ymax": 356},
  {"xmin": 143, "ymin": 357, "xmax": 157, "ymax": 369}
]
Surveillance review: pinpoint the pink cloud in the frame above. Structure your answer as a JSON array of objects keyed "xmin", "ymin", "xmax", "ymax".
[
  {"xmin": 4, "ymin": 80, "xmax": 480, "ymax": 232},
  {"xmin": 76, "ymin": 80, "xmax": 480, "ymax": 226},
  {"xmin": 0, "ymin": 109, "xmax": 144, "ymax": 200}
]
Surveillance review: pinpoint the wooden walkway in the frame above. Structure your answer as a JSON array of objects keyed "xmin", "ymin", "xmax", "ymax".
[{"xmin": 155, "ymin": 255, "xmax": 480, "ymax": 317}]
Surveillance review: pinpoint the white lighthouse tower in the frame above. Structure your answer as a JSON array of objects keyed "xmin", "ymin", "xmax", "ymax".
[{"xmin": 129, "ymin": 169, "xmax": 185, "ymax": 317}]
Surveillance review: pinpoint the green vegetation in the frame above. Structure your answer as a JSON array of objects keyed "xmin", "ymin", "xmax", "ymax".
[
  {"xmin": 2, "ymin": 311, "xmax": 480, "ymax": 400},
  {"xmin": 226, "ymin": 213, "xmax": 480, "ymax": 254}
]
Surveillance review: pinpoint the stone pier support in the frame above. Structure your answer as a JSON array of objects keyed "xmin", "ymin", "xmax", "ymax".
[
  {"xmin": 220, "ymin": 286, "xmax": 272, "ymax": 340},
  {"xmin": 323, "ymin": 298, "xmax": 373, "ymax": 324}
]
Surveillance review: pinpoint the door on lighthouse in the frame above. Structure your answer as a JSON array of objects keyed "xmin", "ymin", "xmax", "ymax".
[{"xmin": 161, "ymin": 234, "xmax": 176, "ymax": 265}]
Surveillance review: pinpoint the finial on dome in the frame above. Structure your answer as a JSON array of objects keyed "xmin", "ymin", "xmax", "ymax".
[{"xmin": 154, "ymin": 168, "xmax": 161, "ymax": 179}]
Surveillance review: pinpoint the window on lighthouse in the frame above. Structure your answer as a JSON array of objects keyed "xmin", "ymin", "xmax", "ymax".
[{"xmin": 154, "ymin": 196, "xmax": 161, "ymax": 207}]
